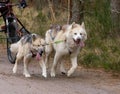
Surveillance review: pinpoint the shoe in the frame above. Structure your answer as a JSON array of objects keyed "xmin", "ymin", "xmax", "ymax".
[
  {"xmin": 1, "ymin": 25, "xmax": 6, "ymax": 30},
  {"xmin": 0, "ymin": 25, "xmax": 6, "ymax": 32}
]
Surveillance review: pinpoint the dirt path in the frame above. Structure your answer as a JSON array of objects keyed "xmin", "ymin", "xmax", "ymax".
[{"xmin": 0, "ymin": 46, "xmax": 120, "ymax": 94}]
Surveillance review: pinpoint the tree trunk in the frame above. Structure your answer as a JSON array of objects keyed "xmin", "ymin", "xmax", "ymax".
[
  {"xmin": 67, "ymin": 0, "xmax": 70, "ymax": 24},
  {"xmin": 70, "ymin": 0, "xmax": 84, "ymax": 24},
  {"xmin": 111, "ymin": 0, "xmax": 120, "ymax": 32},
  {"xmin": 47, "ymin": 0, "xmax": 56, "ymax": 22}
]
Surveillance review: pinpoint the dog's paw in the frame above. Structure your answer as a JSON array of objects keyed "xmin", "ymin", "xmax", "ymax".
[
  {"xmin": 61, "ymin": 72, "xmax": 66, "ymax": 75},
  {"xmin": 25, "ymin": 74, "xmax": 31, "ymax": 78},
  {"xmin": 42, "ymin": 73, "xmax": 47, "ymax": 78},
  {"xmin": 60, "ymin": 69, "xmax": 66, "ymax": 75},
  {"xmin": 13, "ymin": 68, "xmax": 17, "ymax": 74},
  {"xmin": 60, "ymin": 66, "xmax": 66, "ymax": 75},
  {"xmin": 23, "ymin": 73, "xmax": 31, "ymax": 78},
  {"xmin": 67, "ymin": 72, "xmax": 72, "ymax": 77},
  {"xmin": 50, "ymin": 72, "xmax": 55, "ymax": 77}
]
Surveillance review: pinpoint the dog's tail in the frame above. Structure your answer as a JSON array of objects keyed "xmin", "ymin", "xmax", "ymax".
[{"xmin": 10, "ymin": 41, "xmax": 21, "ymax": 54}]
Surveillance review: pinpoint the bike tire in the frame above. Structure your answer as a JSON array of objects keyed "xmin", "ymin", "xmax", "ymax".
[
  {"xmin": 6, "ymin": 22, "xmax": 19, "ymax": 64},
  {"xmin": 7, "ymin": 38, "xmax": 16, "ymax": 64}
]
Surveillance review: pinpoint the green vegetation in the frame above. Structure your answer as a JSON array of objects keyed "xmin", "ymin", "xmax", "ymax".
[{"xmin": 80, "ymin": 0, "xmax": 120, "ymax": 71}]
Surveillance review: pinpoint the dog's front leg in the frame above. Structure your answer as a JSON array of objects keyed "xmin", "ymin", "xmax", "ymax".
[
  {"xmin": 39, "ymin": 59, "xmax": 47, "ymax": 78},
  {"xmin": 45, "ymin": 45, "xmax": 53, "ymax": 69},
  {"xmin": 13, "ymin": 59, "xmax": 18, "ymax": 73},
  {"xmin": 45, "ymin": 53, "xmax": 50, "ymax": 69},
  {"xmin": 23, "ymin": 55, "xmax": 31, "ymax": 77},
  {"xmin": 67, "ymin": 56, "xmax": 78, "ymax": 77},
  {"xmin": 60, "ymin": 60, "xmax": 66, "ymax": 74},
  {"xmin": 13, "ymin": 54, "xmax": 22, "ymax": 74},
  {"xmin": 51, "ymin": 52, "xmax": 61, "ymax": 77},
  {"xmin": 13, "ymin": 59, "xmax": 18, "ymax": 74}
]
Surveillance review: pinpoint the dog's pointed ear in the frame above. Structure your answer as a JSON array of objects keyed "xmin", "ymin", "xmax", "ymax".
[
  {"xmin": 50, "ymin": 24, "xmax": 53, "ymax": 29},
  {"xmin": 81, "ymin": 22, "xmax": 85, "ymax": 28},
  {"xmin": 62, "ymin": 25, "xmax": 69, "ymax": 32},
  {"xmin": 72, "ymin": 22, "xmax": 81, "ymax": 29},
  {"xmin": 67, "ymin": 22, "xmax": 76, "ymax": 30},
  {"xmin": 72, "ymin": 22, "xmax": 76, "ymax": 25},
  {"xmin": 32, "ymin": 33, "xmax": 37, "ymax": 41}
]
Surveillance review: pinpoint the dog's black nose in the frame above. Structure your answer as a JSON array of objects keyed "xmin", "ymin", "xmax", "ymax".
[
  {"xmin": 39, "ymin": 50, "xmax": 44, "ymax": 56},
  {"xmin": 41, "ymin": 50, "xmax": 43, "ymax": 54}
]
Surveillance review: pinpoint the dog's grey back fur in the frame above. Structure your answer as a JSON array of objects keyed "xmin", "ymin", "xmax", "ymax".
[{"xmin": 21, "ymin": 34, "xmax": 32, "ymax": 45}]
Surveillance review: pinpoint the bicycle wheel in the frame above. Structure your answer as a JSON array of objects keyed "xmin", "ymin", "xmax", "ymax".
[
  {"xmin": 6, "ymin": 22, "xmax": 19, "ymax": 64},
  {"xmin": 7, "ymin": 38, "xmax": 16, "ymax": 64}
]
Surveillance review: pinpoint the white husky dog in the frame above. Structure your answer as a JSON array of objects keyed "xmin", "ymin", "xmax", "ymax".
[
  {"xmin": 10, "ymin": 33, "xmax": 47, "ymax": 78},
  {"xmin": 45, "ymin": 22, "xmax": 87, "ymax": 77}
]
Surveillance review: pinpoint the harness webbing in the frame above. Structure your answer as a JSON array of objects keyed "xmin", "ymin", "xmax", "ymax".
[{"xmin": 45, "ymin": 40, "xmax": 65, "ymax": 45}]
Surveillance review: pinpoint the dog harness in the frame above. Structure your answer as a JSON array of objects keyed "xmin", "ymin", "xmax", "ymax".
[
  {"xmin": 49, "ymin": 30, "xmax": 55, "ymax": 40},
  {"xmin": 49, "ymin": 29, "xmax": 60, "ymax": 40},
  {"xmin": 68, "ymin": 49, "xmax": 72, "ymax": 54},
  {"xmin": 31, "ymin": 50, "xmax": 36, "ymax": 58}
]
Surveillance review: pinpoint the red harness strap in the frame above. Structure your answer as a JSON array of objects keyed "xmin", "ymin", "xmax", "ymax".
[{"xmin": 31, "ymin": 50, "xmax": 36, "ymax": 58}]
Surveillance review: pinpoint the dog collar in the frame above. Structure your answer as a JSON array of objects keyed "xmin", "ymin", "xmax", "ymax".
[
  {"xmin": 69, "ymin": 49, "xmax": 72, "ymax": 54},
  {"xmin": 49, "ymin": 30, "xmax": 55, "ymax": 40},
  {"xmin": 31, "ymin": 50, "xmax": 36, "ymax": 58}
]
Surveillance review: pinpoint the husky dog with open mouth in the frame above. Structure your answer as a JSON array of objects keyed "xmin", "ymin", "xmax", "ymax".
[
  {"xmin": 10, "ymin": 33, "xmax": 47, "ymax": 78},
  {"xmin": 45, "ymin": 22, "xmax": 87, "ymax": 77}
]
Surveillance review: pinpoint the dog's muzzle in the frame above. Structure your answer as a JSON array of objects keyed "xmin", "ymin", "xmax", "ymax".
[
  {"xmin": 31, "ymin": 49, "xmax": 44, "ymax": 61},
  {"xmin": 36, "ymin": 50, "xmax": 44, "ymax": 61},
  {"xmin": 73, "ymin": 38, "xmax": 85, "ymax": 47},
  {"xmin": 39, "ymin": 50, "xmax": 44, "ymax": 56}
]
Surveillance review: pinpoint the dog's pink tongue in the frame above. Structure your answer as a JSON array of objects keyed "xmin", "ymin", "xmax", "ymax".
[
  {"xmin": 36, "ymin": 53, "xmax": 41, "ymax": 61},
  {"xmin": 80, "ymin": 41, "xmax": 85, "ymax": 47}
]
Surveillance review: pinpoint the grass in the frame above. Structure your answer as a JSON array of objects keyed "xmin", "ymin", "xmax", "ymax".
[{"xmin": 78, "ymin": 0, "xmax": 120, "ymax": 72}]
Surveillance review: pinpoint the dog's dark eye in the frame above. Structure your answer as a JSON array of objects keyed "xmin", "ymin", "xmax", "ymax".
[
  {"xmin": 74, "ymin": 33, "xmax": 77, "ymax": 35},
  {"xmin": 80, "ymin": 33, "xmax": 82, "ymax": 35},
  {"xmin": 38, "ymin": 45, "xmax": 40, "ymax": 46}
]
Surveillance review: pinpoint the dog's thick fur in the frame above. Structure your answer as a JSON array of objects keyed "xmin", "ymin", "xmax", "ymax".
[
  {"xmin": 10, "ymin": 33, "xmax": 47, "ymax": 78},
  {"xmin": 45, "ymin": 22, "xmax": 87, "ymax": 77}
]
